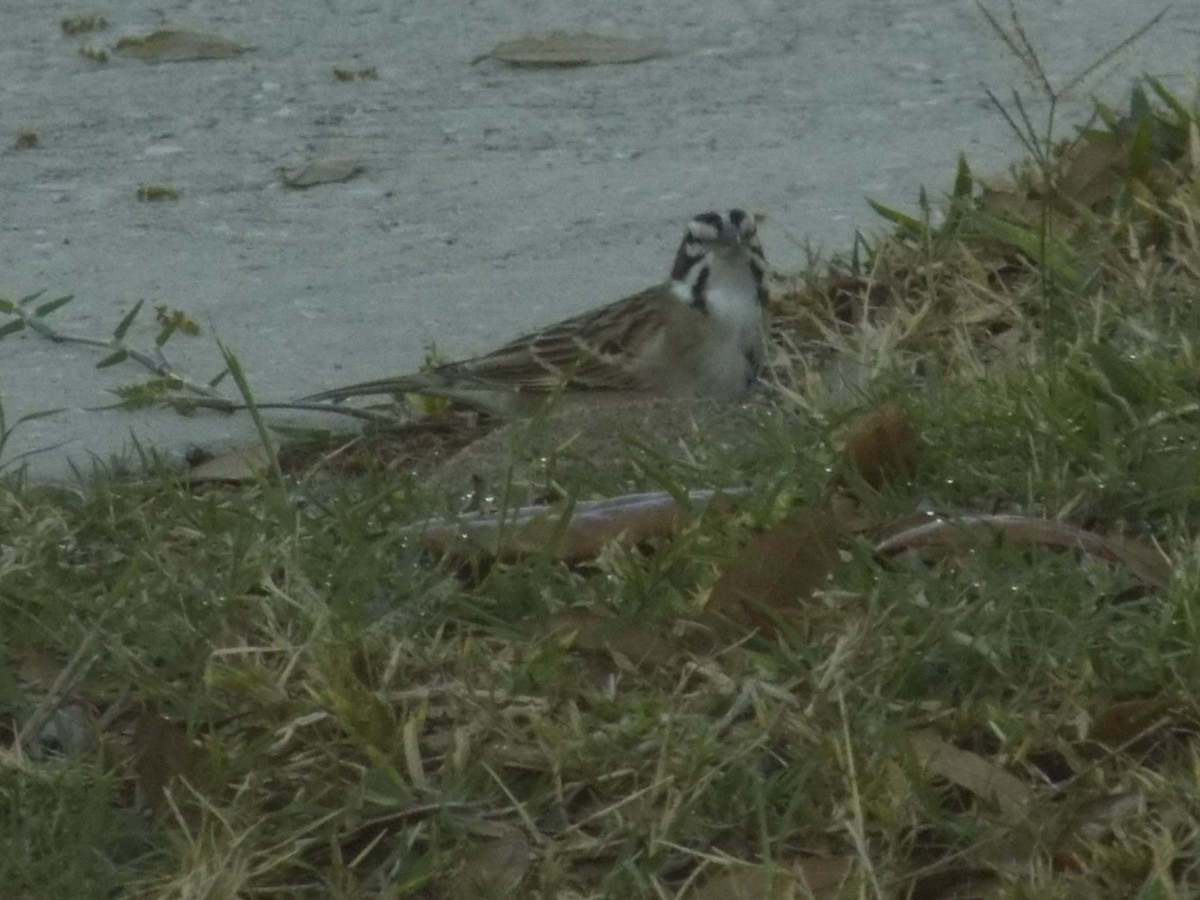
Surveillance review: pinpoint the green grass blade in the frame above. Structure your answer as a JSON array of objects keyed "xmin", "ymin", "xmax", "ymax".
[
  {"xmin": 1145, "ymin": 75, "xmax": 1192, "ymax": 125},
  {"xmin": 1092, "ymin": 97, "xmax": 1122, "ymax": 131},
  {"xmin": 112, "ymin": 299, "xmax": 145, "ymax": 341},
  {"xmin": 967, "ymin": 211, "xmax": 1082, "ymax": 287},
  {"xmin": 216, "ymin": 339, "xmax": 286, "ymax": 492},
  {"xmin": 1127, "ymin": 116, "xmax": 1154, "ymax": 182},
  {"xmin": 34, "ymin": 294, "xmax": 74, "ymax": 318},
  {"xmin": 941, "ymin": 154, "xmax": 975, "ymax": 236},
  {"xmin": 867, "ymin": 199, "xmax": 930, "ymax": 241}
]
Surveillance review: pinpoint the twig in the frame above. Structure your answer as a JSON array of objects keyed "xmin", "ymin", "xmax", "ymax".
[
  {"xmin": 1, "ymin": 294, "xmax": 228, "ymax": 401},
  {"xmin": 0, "ymin": 292, "xmax": 404, "ymax": 426}
]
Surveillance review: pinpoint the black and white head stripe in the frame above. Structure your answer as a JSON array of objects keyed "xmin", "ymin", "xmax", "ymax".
[{"xmin": 669, "ymin": 209, "xmax": 767, "ymax": 309}]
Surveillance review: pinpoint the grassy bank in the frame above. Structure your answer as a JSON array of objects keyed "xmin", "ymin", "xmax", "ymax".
[{"xmin": 3, "ymin": 77, "xmax": 1200, "ymax": 898}]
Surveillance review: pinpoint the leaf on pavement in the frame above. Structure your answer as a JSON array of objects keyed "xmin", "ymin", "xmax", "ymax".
[
  {"xmin": 281, "ymin": 159, "xmax": 365, "ymax": 189},
  {"xmin": 114, "ymin": 29, "xmax": 247, "ymax": 62},
  {"xmin": 475, "ymin": 32, "xmax": 664, "ymax": 67}
]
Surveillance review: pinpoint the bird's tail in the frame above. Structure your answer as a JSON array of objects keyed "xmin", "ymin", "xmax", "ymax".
[{"xmin": 299, "ymin": 374, "xmax": 440, "ymax": 404}]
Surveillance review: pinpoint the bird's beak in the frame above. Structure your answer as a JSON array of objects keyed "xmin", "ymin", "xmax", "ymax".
[{"xmin": 719, "ymin": 225, "xmax": 746, "ymax": 246}]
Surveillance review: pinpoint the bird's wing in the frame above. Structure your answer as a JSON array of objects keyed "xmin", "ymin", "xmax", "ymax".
[
  {"xmin": 300, "ymin": 285, "xmax": 689, "ymax": 403},
  {"xmin": 452, "ymin": 285, "xmax": 677, "ymax": 391}
]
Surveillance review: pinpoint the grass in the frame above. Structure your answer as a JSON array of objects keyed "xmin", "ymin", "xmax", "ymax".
[{"xmin": 4, "ymin": 72, "xmax": 1200, "ymax": 898}]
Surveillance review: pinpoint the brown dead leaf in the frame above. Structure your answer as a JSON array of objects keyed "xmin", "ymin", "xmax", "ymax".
[
  {"xmin": 843, "ymin": 403, "xmax": 919, "ymax": 489},
  {"xmin": 687, "ymin": 856, "xmax": 854, "ymax": 900},
  {"xmin": 823, "ymin": 488, "xmax": 872, "ymax": 533},
  {"xmin": 875, "ymin": 514, "xmax": 1172, "ymax": 590},
  {"xmin": 910, "ymin": 730, "xmax": 1032, "ymax": 813},
  {"xmin": 907, "ymin": 867, "xmax": 1002, "ymax": 900},
  {"xmin": 185, "ymin": 444, "xmax": 274, "ymax": 483},
  {"xmin": 17, "ymin": 649, "xmax": 63, "ymax": 688},
  {"xmin": 976, "ymin": 178, "xmax": 1040, "ymax": 224},
  {"xmin": 1057, "ymin": 139, "xmax": 1127, "ymax": 209},
  {"xmin": 705, "ymin": 499, "xmax": 844, "ymax": 638},
  {"xmin": 1086, "ymin": 699, "xmax": 1174, "ymax": 754},
  {"xmin": 281, "ymin": 158, "xmax": 365, "ymax": 189},
  {"xmin": 113, "ymin": 30, "xmax": 247, "ymax": 62},
  {"xmin": 13, "ymin": 130, "xmax": 39, "ymax": 151},
  {"xmin": 546, "ymin": 610, "xmax": 684, "ymax": 669},
  {"xmin": 475, "ymin": 32, "xmax": 664, "ymax": 67},
  {"xmin": 132, "ymin": 713, "xmax": 202, "ymax": 808}
]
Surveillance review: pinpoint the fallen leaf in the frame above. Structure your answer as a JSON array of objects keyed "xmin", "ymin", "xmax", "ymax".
[
  {"xmin": 113, "ymin": 29, "xmax": 247, "ymax": 62},
  {"xmin": 907, "ymin": 867, "xmax": 1002, "ymax": 900},
  {"xmin": 705, "ymin": 499, "xmax": 844, "ymax": 637},
  {"xmin": 875, "ymin": 513, "xmax": 1172, "ymax": 589},
  {"xmin": 281, "ymin": 158, "xmax": 365, "ymax": 189},
  {"xmin": 686, "ymin": 856, "xmax": 853, "ymax": 900},
  {"xmin": 185, "ymin": 444, "xmax": 274, "ymax": 482},
  {"xmin": 132, "ymin": 712, "xmax": 201, "ymax": 808},
  {"xmin": 545, "ymin": 610, "xmax": 684, "ymax": 669},
  {"xmin": 475, "ymin": 32, "xmax": 664, "ymax": 67},
  {"xmin": 17, "ymin": 649, "xmax": 63, "ymax": 688},
  {"xmin": 843, "ymin": 403, "xmax": 919, "ymax": 489},
  {"xmin": 976, "ymin": 178, "xmax": 1041, "ymax": 225},
  {"xmin": 13, "ymin": 131, "xmax": 39, "ymax": 151},
  {"xmin": 1086, "ymin": 698, "xmax": 1174, "ymax": 753},
  {"xmin": 1056, "ymin": 138, "xmax": 1127, "ymax": 209},
  {"xmin": 910, "ymin": 730, "xmax": 1032, "ymax": 813}
]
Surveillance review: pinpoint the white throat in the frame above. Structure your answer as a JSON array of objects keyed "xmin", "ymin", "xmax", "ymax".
[{"xmin": 702, "ymin": 247, "xmax": 762, "ymax": 329}]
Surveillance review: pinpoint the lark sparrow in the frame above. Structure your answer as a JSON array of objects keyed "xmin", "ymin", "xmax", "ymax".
[{"xmin": 303, "ymin": 209, "xmax": 769, "ymax": 414}]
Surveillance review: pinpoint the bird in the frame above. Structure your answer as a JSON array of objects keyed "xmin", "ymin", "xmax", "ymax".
[{"xmin": 302, "ymin": 209, "xmax": 769, "ymax": 415}]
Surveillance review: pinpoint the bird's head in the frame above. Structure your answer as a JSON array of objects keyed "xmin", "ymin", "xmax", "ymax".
[{"xmin": 670, "ymin": 209, "xmax": 767, "ymax": 308}]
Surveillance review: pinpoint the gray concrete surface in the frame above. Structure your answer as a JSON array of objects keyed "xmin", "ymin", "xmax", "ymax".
[{"xmin": 2, "ymin": 1, "xmax": 1196, "ymax": 479}]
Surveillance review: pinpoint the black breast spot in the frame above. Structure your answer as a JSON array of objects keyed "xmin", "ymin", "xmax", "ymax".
[{"xmin": 691, "ymin": 267, "xmax": 710, "ymax": 312}]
